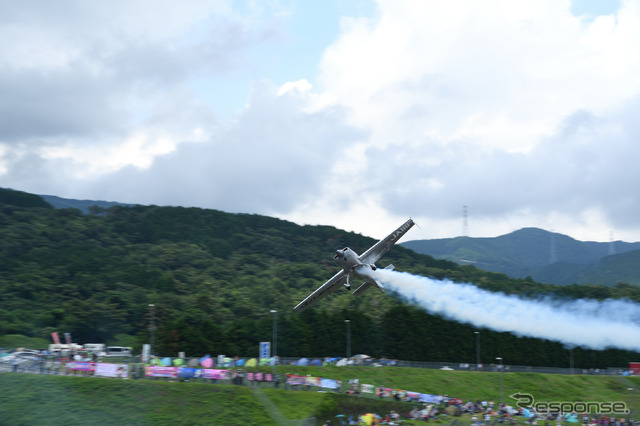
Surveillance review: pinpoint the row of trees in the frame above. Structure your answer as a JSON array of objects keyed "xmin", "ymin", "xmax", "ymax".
[{"xmin": 1, "ymin": 188, "xmax": 639, "ymax": 368}]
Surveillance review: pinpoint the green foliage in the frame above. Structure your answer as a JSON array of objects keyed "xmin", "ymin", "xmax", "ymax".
[
  {"xmin": 0, "ymin": 334, "xmax": 49, "ymax": 350},
  {"xmin": 0, "ymin": 188, "xmax": 52, "ymax": 209},
  {"xmin": 2, "ymin": 192, "xmax": 640, "ymax": 368},
  {"xmin": 312, "ymin": 392, "xmax": 341, "ymax": 419}
]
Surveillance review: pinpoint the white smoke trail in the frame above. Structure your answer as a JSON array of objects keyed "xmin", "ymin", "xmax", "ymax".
[{"xmin": 372, "ymin": 269, "xmax": 640, "ymax": 352}]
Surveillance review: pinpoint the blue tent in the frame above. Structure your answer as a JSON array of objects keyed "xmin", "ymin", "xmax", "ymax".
[
  {"xmin": 235, "ymin": 359, "xmax": 246, "ymax": 366},
  {"xmin": 296, "ymin": 357, "xmax": 309, "ymax": 366},
  {"xmin": 311, "ymin": 359, "xmax": 322, "ymax": 366},
  {"xmin": 565, "ymin": 413, "xmax": 579, "ymax": 423}
]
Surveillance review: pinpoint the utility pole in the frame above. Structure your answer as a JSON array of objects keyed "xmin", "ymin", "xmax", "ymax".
[
  {"xmin": 148, "ymin": 304, "xmax": 155, "ymax": 356},
  {"xmin": 345, "ymin": 320, "xmax": 351, "ymax": 360},
  {"xmin": 474, "ymin": 332, "xmax": 480, "ymax": 367}
]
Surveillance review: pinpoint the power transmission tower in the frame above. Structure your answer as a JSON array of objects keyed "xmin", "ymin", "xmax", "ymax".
[
  {"xmin": 609, "ymin": 231, "xmax": 616, "ymax": 255},
  {"xmin": 462, "ymin": 205, "xmax": 469, "ymax": 237}
]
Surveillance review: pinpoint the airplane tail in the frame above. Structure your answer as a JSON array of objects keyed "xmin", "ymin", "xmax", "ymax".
[{"xmin": 352, "ymin": 264, "xmax": 393, "ymax": 296}]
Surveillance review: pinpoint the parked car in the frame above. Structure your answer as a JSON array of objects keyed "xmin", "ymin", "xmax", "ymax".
[
  {"xmin": 99, "ymin": 346, "xmax": 133, "ymax": 357},
  {"xmin": 0, "ymin": 351, "xmax": 40, "ymax": 364}
]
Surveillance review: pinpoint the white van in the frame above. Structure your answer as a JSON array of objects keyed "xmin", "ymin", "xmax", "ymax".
[
  {"xmin": 100, "ymin": 346, "xmax": 133, "ymax": 357},
  {"xmin": 83, "ymin": 343, "xmax": 105, "ymax": 353}
]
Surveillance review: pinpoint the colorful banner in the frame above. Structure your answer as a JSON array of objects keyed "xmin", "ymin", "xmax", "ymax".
[
  {"xmin": 95, "ymin": 363, "xmax": 129, "ymax": 378},
  {"xmin": 305, "ymin": 376, "xmax": 321, "ymax": 386},
  {"xmin": 286, "ymin": 375, "xmax": 322, "ymax": 387},
  {"xmin": 67, "ymin": 362, "xmax": 95, "ymax": 371},
  {"xmin": 51, "ymin": 332, "xmax": 60, "ymax": 345},
  {"xmin": 145, "ymin": 366, "xmax": 178, "ymax": 378},
  {"xmin": 246, "ymin": 372, "xmax": 273, "ymax": 382},
  {"xmin": 286, "ymin": 374, "xmax": 306, "ymax": 386},
  {"xmin": 64, "ymin": 332, "xmax": 72, "ymax": 344},
  {"xmin": 391, "ymin": 389, "xmax": 407, "ymax": 400},
  {"xmin": 361, "ymin": 384, "xmax": 375, "ymax": 394},
  {"xmin": 202, "ymin": 369, "xmax": 228, "ymax": 380},
  {"xmin": 406, "ymin": 391, "xmax": 420, "ymax": 401},
  {"xmin": 375, "ymin": 387, "xmax": 392, "ymax": 398},
  {"xmin": 419, "ymin": 394, "xmax": 443, "ymax": 403},
  {"xmin": 178, "ymin": 367, "xmax": 201, "ymax": 378},
  {"xmin": 320, "ymin": 378, "xmax": 338, "ymax": 389}
]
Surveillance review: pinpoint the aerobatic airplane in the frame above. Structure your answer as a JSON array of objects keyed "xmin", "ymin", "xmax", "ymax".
[{"xmin": 293, "ymin": 218, "xmax": 415, "ymax": 312}]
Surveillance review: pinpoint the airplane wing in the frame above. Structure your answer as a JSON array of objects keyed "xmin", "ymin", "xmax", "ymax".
[
  {"xmin": 293, "ymin": 270, "xmax": 347, "ymax": 312},
  {"xmin": 359, "ymin": 219, "xmax": 415, "ymax": 265}
]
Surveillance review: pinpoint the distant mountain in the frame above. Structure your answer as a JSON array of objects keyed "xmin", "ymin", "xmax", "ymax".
[
  {"xmin": 38, "ymin": 193, "xmax": 135, "ymax": 213},
  {"xmin": 402, "ymin": 228, "xmax": 640, "ymax": 286},
  {"xmin": 0, "ymin": 187, "xmax": 53, "ymax": 209}
]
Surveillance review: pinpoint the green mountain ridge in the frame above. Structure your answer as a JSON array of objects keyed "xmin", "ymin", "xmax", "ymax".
[
  {"xmin": 402, "ymin": 228, "xmax": 640, "ymax": 286},
  {"xmin": 2, "ymin": 187, "xmax": 640, "ymax": 369},
  {"xmin": 38, "ymin": 193, "xmax": 135, "ymax": 213}
]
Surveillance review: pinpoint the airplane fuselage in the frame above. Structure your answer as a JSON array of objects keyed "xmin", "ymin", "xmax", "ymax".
[{"xmin": 334, "ymin": 247, "xmax": 376, "ymax": 288}]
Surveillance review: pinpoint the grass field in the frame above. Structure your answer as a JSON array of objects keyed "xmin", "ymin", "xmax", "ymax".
[{"xmin": 2, "ymin": 367, "xmax": 640, "ymax": 425}]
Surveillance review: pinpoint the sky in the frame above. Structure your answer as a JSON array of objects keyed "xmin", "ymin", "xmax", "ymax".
[{"xmin": 2, "ymin": 0, "xmax": 639, "ymax": 243}]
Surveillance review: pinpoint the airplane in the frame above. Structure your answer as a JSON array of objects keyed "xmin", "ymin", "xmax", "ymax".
[{"xmin": 293, "ymin": 218, "xmax": 415, "ymax": 312}]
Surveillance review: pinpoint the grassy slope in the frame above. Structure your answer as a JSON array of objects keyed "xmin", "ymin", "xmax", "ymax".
[
  {"xmin": 270, "ymin": 366, "xmax": 640, "ymax": 402},
  {"xmin": 0, "ymin": 374, "xmax": 278, "ymax": 425},
  {"xmin": 2, "ymin": 368, "xmax": 640, "ymax": 425}
]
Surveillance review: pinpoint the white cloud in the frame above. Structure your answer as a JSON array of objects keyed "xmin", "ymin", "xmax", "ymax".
[
  {"xmin": 305, "ymin": 0, "xmax": 640, "ymax": 241},
  {"xmin": 320, "ymin": 0, "xmax": 640, "ymax": 152},
  {"xmin": 3, "ymin": 0, "xmax": 640, "ymax": 245},
  {"xmin": 70, "ymin": 80, "xmax": 366, "ymax": 214}
]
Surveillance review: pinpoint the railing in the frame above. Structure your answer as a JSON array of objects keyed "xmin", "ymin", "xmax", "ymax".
[
  {"xmin": 276, "ymin": 357, "xmax": 627, "ymax": 376},
  {"xmin": 0, "ymin": 354, "xmax": 629, "ymax": 376}
]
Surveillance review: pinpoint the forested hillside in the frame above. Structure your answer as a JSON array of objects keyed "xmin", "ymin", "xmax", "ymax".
[
  {"xmin": 2, "ymin": 188, "xmax": 640, "ymax": 368},
  {"xmin": 402, "ymin": 228, "xmax": 640, "ymax": 285}
]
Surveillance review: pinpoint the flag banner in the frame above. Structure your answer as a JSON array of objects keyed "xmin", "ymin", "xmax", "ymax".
[
  {"xmin": 145, "ymin": 366, "xmax": 177, "ymax": 378},
  {"xmin": 361, "ymin": 384, "xmax": 375, "ymax": 394},
  {"xmin": 305, "ymin": 376, "xmax": 321, "ymax": 386},
  {"xmin": 286, "ymin": 374, "xmax": 306, "ymax": 385},
  {"xmin": 201, "ymin": 369, "xmax": 228, "ymax": 380},
  {"xmin": 51, "ymin": 332, "xmax": 60, "ymax": 345},
  {"xmin": 406, "ymin": 391, "xmax": 420, "ymax": 401},
  {"xmin": 67, "ymin": 362, "xmax": 95, "ymax": 371},
  {"xmin": 287, "ymin": 375, "xmax": 321, "ymax": 386},
  {"xmin": 95, "ymin": 363, "xmax": 129, "ymax": 378},
  {"xmin": 245, "ymin": 372, "xmax": 273, "ymax": 382},
  {"xmin": 320, "ymin": 378, "xmax": 338, "ymax": 389},
  {"xmin": 419, "ymin": 394, "xmax": 443, "ymax": 403},
  {"xmin": 64, "ymin": 332, "xmax": 71, "ymax": 344},
  {"xmin": 391, "ymin": 389, "xmax": 407, "ymax": 400},
  {"xmin": 375, "ymin": 387, "xmax": 392, "ymax": 398},
  {"xmin": 178, "ymin": 367, "xmax": 202, "ymax": 378}
]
